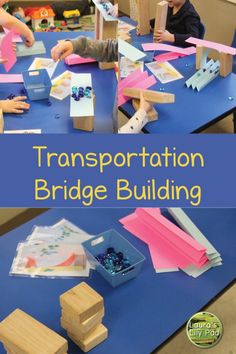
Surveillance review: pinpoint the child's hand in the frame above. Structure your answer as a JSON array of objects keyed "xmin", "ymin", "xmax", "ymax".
[
  {"xmin": 0, "ymin": 96, "xmax": 30, "ymax": 114},
  {"xmin": 140, "ymin": 92, "xmax": 153, "ymax": 114},
  {"xmin": 108, "ymin": 4, "xmax": 118, "ymax": 17},
  {"xmin": 51, "ymin": 41, "xmax": 73, "ymax": 62},
  {"xmin": 24, "ymin": 32, "xmax": 35, "ymax": 47},
  {"xmin": 0, "ymin": 58, "xmax": 7, "ymax": 64},
  {"xmin": 154, "ymin": 30, "xmax": 175, "ymax": 43}
]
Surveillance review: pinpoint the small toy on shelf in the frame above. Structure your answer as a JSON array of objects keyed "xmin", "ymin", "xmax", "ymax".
[
  {"xmin": 11, "ymin": 6, "xmax": 31, "ymax": 24},
  {"xmin": 31, "ymin": 6, "xmax": 55, "ymax": 31},
  {"xmin": 63, "ymin": 10, "xmax": 81, "ymax": 30},
  {"xmin": 60, "ymin": 282, "xmax": 107, "ymax": 353}
]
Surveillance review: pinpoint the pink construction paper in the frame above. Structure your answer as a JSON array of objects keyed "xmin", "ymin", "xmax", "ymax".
[
  {"xmin": 118, "ymin": 68, "xmax": 143, "ymax": 94},
  {"xmin": 186, "ymin": 37, "xmax": 236, "ymax": 56},
  {"xmin": 148, "ymin": 244, "xmax": 179, "ymax": 271},
  {"xmin": 154, "ymin": 52, "xmax": 186, "ymax": 63},
  {"xmin": 118, "ymin": 74, "xmax": 157, "ymax": 106},
  {"xmin": 65, "ymin": 54, "xmax": 96, "ymax": 65},
  {"xmin": 1, "ymin": 31, "xmax": 17, "ymax": 72},
  {"xmin": 121, "ymin": 214, "xmax": 196, "ymax": 269},
  {"xmin": 3, "ymin": 27, "xmax": 23, "ymax": 43},
  {"xmin": 136, "ymin": 208, "xmax": 207, "ymax": 261},
  {"xmin": 118, "ymin": 71, "xmax": 148, "ymax": 96},
  {"xmin": 142, "ymin": 43, "xmax": 196, "ymax": 55},
  {"xmin": 0, "ymin": 74, "xmax": 23, "ymax": 83}
]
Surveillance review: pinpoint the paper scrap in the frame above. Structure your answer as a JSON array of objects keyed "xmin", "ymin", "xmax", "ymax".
[
  {"xmin": 120, "ymin": 57, "xmax": 144, "ymax": 78},
  {"xmin": 29, "ymin": 58, "xmax": 58, "ymax": 78},
  {"xmin": 1, "ymin": 31, "xmax": 17, "ymax": 72},
  {"xmin": 50, "ymin": 71, "xmax": 72, "ymax": 100},
  {"xmin": 146, "ymin": 61, "xmax": 183, "ymax": 83}
]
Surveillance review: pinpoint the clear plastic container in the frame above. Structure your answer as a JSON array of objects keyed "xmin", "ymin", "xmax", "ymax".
[{"xmin": 22, "ymin": 69, "xmax": 52, "ymax": 101}]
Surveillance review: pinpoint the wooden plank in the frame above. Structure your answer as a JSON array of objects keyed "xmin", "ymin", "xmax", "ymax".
[
  {"xmin": 123, "ymin": 88, "xmax": 175, "ymax": 103},
  {"xmin": 154, "ymin": 0, "xmax": 168, "ymax": 42},
  {"xmin": 0, "ymin": 110, "xmax": 4, "ymax": 134},
  {"xmin": 137, "ymin": 0, "xmax": 150, "ymax": 35},
  {"xmin": 60, "ymin": 282, "xmax": 104, "ymax": 323},
  {"xmin": 0, "ymin": 309, "xmax": 68, "ymax": 354}
]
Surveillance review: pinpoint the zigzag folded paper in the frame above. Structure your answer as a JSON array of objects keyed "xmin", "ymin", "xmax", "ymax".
[
  {"xmin": 118, "ymin": 69, "xmax": 157, "ymax": 106},
  {"xmin": 120, "ymin": 208, "xmax": 209, "ymax": 271}
]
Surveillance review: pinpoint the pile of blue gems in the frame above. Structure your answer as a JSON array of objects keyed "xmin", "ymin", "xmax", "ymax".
[
  {"xmin": 100, "ymin": 1, "xmax": 109, "ymax": 11},
  {"xmin": 71, "ymin": 86, "xmax": 92, "ymax": 101},
  {"xmin": 96, "ymin": 247, "xmax": 131, "ymax": 274}
]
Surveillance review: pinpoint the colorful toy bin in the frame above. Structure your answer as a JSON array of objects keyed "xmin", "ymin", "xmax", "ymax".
[
  {"xmin": 22, "ymin": 69, "xmax": 52, "ymax": 101},
  {"xmin": 82, "ymin": 229, "xmax": 145, "ymax": 287}
]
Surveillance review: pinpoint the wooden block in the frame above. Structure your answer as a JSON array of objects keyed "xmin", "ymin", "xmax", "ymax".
[
  {"xmin": 123, "ymin": 88, "xmax": 175, "ymax": 104},
  {"xmin": 0, "ymin": 109, "xmax": 4, "ymax": 134},
  {"xmin": 154, "ymin": 0, "xmax": 168, "ymax": 41},
  {"xmin": 132, "ymin": 99, "xmax": 158, "ymax": 121},
  {"xmin": 61, "ymin": 308, "xmax": 104, "ymax": 333},
  {"xmin": 60, "ymin": 282, "xmax": 104, "ymax": 323},
  {"xmin": 61, "ymin": 317, "xmax": 101, "ymax": 341},
  {"xmin": 98, "ymin": 14, "xmax": 118, "ymax": 70},
  {"xmin": 219, "ymin": 52, "xmax": 233, "ymax": 77},
  {"xmin": 196, "ymin": 45, "xmax": 207, "ymax": 70},
  {"xmin": 73, "ymin": 116, "xmax": 94, "ymax": 131},
  {"xmin": 137, "ymin": 0, "xmax": 150, "ymax": 35},
  {"xmin": 95, "ymin": 6, "xmax": 101, "ymax": 40},
  {"xmin": 118, "ymin": 33, "xmax": 132, "ymax": 44},
  {"xmin": 0, "ymin": 309, "xmax": 68, "ymax": 354},
  {"xmin": 68, "ymin": 324, "xmax": 108, "ymax": 353}
]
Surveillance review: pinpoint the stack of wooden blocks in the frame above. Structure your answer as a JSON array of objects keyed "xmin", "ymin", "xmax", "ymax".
[
  {"xmin": 0, "ymin": 110, "xmax": 3, "ymax": 134},
  {"xmin": 0, "ymin": 309, "xmax": 68, "ymax": 354},
  {"xmin": 60, "ymin": 282, "xmax": 108, "ymax": 353}
]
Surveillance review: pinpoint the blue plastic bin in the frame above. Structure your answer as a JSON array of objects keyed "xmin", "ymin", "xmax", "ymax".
[
  {"xmin": 82, "ymin": 229, "xmax": 145, "ymax": 287},
  {"xmin": 22, "ymin": 69, "xmax": 52, "ymax": 101}
]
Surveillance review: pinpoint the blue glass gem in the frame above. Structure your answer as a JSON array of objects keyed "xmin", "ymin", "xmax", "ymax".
[
  {"xmin": 107, "ymin": 247, "xmax": 115, "ymax": 255},
  {"xmin": 228, "ymin": 96, "xmax": 234, "ymax": 101},
  {"xmin": 117, "ymin": 252, "xmax": 124, "ymax": 260},
  {"xmin": 47, "ymin": 100, "xmax": 52, "ymax": 106},
  {"xmin": 86, "ymin": 86, "xmax": 92, "ymax": 91}
]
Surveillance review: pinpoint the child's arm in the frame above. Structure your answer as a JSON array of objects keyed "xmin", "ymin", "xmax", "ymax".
[
  {"xmin": 51, "ymin": 38, "xmax": 118, "ymax": 63},
  {"xmin": 0, "ymin": 8, "xmax": 34, "ymax": 46},
  {"xmin": 0, "ymin": 97, "xmax": 30, "ymax": 114}
]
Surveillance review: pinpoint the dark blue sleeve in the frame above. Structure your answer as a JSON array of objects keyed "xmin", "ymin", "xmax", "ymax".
[{"xmin": 174, "ymin": 15, "xmax": 200, "ymax": 47}]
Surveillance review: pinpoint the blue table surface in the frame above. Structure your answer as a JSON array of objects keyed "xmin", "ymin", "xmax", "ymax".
[
  {"xmin": 0, "ymin": 208, "xmax": 235, "ymax": 354},
  {"xmin": 0, "ymin": 32, "xmax": 117, "ymax": 134},
  {"xmin": 120, "ymin": 17, "xmax": 236, "ymax": 134}
]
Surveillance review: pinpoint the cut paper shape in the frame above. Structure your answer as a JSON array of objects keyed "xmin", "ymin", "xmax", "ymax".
[
  {"xmin": 65, "ymin": 54, "xmax": 96, "ymax": 66},
  {"xmin": 146, "ymin": 61, "xmax": 183, "ymax": 84},
  {"xmin": 142, "ymin": 43, "xmax": 196, "ymax": 56},
  {"xmin": 16, "ymin": 41, "xmax": 46, "ymax": 57},
  {"xmin": 0, "ymin": 74, "xmax": 23, "ymax": 83},
  {"xmin": 28, "ymin": 58, "xmax": 58, "ymax": 78},
  {"xmin": 154, "ymin": 52, "xmax": 185, "ymax": 63},
  {"xmin": 118, "ymin": 68, "xmax": 143, "ymax": 94},
  {"xmin": 1, "ymin": 31, "xmax": 17, "ymax": 72},
  {"xmin": 119, "ymin": 39, "xmax": 146, "ymax": 62},
  {"xmin": 186, "ymin": 37, "xmax": 236, "ymax": 56},
  {"xmin": 120, "ymin": 57, "xmax": 144, "ymax": 78},
  {"xmin": 4, "ymin": 129, "xmax": 41, "ymax": 134},
  {"xmin": 3, "ymin": 27, "xmax": 23, "ymax": 42},
  {"xmin": 92, "ymin": 0, "xmax": 118, "ymax": 21},
  {"xmin": 50, "ymin": 71, "xmax": 72, "ymax": 100}
]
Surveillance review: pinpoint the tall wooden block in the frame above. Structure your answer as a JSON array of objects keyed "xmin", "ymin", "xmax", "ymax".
[
  {"xmin": 61, "ymin": 308, "xmax": 104, "ymax": 334},
  {"xmin": 0, "ymin": 309, "xmax": 68, "ymax": 354},
  {"xmin": 196, "ymin": 45, "xmax": 206, "ymax": 70},
  {"xmin": 137, "ymin": 0, "xmax": 150, "ymax": 35},
  {"xmin": 68, "ymin": 324, "xmax": 108, "ymax": 353},
  {"xmin": 0, "ymin": 110, "xmax": 4, "ymax": 134},
  {"xmin": 154, "ymin": 0, "xmax": 168, "ymax": 41},
  {"xmin": 95, "ymin": 6, "xmax": 101, "ymax": 40},
  {"xmin": 60, "ymin": 282, "xmax": 104, "ymax": 323},
  {"xmin": 98, "ymin": 15, "xmax": 118, "ymax": 70},
  {"xmin": 219, "ymin": 52, "xmax": 233, "ymax": 77}
]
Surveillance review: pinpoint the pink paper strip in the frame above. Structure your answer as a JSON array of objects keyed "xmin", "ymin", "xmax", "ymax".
[
  {"xmin": 0, "ymin": 74, "xmax": 23, "ymax": 83},
  {"xmin": 118, "ymin": 74, "xmax": 157, "ymax": 106},
  {"xmin": 121, "ymin": 214, "xmax": 195, "ymax": 269},
  {"xmin": 3, "ymin": 27, "xmax": 23, "ymax": 43},
  {"xmin": 149, "ymin": 244, "xmax": 179, "ymax": 271},
  {"xmin": 1, "ymin": 31, "xmax": 17, "ymax": 72},
  {"xmin": 118, "ymin": 71, "xmax": 148, "ymax": 96},
  {"xmin": 154, "ymin": 52, "xmax": 186, "ymax": 63},
  {"xmin": 118, "ymin": 68, "xmax": 143, "ymax": 94},
  {"xmin": 136, "ymin": 208, "xmax": 207, "ymax": 258},
  {"xmin": 65, "ymin": 54, "xmax": 96, "ymax": 66},
  {"xmin": 186, "ymin": 37, "xmax": 236, "ymax": 56},
  {"xmin": 142, "ymin": 43, "xmax": 196, "ymax": 55}
]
